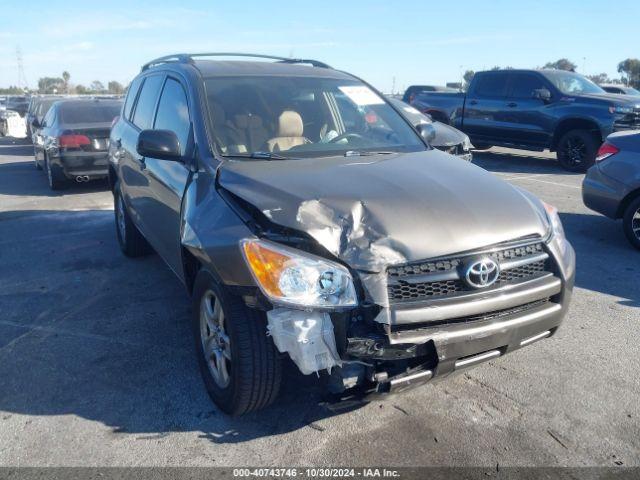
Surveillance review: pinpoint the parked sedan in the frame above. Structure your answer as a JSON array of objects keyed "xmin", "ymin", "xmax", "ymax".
[
  {"xmin": 27, "ymin": 96, "xmax": 62, "ymax": 139},
  {"xmin": 387, "ymin": 97, "xmax": 473, "ymax": 161},
  {"xmin": 34, "ymin": 98, "xmax": 122, "ymax": 189},
  {"xmin": 583, "ymin": 130, "xmax": 640, "ymax": 249}
]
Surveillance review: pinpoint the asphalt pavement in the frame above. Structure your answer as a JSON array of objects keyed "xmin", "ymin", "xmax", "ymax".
[{"xmin": 0, "ymin": 137, "xmax": 638, "ymax": 467}]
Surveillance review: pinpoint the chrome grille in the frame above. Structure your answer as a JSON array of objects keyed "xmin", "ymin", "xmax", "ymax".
[{"xmin": 387, "ymin": 240, "xmax": 552, "ymax": 304}]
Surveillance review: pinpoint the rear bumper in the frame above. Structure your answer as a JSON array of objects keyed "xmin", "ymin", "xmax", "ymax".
[
  {"xmin": 52, "ymin": 152, "xmax": 109, "ymax": 179},
  {"xmin": 582, "ymin": 165, "xmax": 626, "ymax": 219}
]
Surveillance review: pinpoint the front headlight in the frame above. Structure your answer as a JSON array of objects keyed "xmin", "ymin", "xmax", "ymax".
[
  {"xmin": 241, "ymin": 239, "xmax": 357, "ymax": 309},
  {"xmin": 609, "ymin": 105, "xmax": 634, "ymax": 114},
  {"xmin": 542, "ymin": 202, "xmax": 565, "ymax": 239}
]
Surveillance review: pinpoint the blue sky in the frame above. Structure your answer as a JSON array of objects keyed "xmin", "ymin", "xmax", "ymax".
[{"xmin": 1, "ymin": 0, "xmax": 639, "ymax": 92}]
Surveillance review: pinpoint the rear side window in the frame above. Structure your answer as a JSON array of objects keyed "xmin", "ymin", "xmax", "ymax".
[
  {"xmin": 509, "ymin": 74, "xmax": 548, "ymax": 99},
  {"xmin": 132, "ymin": 75, "xmax": 163, "ymax": 130},
  {"xmin": 42, "ymin": 107, "xmax": 56, "ymax": 127},
  {"xmin": 60, "ymin": 103, "xmax": 122, "ymax": 124},
  {"xmin": 474, "ymin": 73, "xmax": 509, "ymax": 98},
  {"xmin": 123, "ymin": 77, "xmax": 144, "ymax": 120},
  {"xmin": 154, "ymin": 78, "xmax": 190, "ymax": 155}
]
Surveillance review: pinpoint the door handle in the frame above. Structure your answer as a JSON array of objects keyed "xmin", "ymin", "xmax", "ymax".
[
  {"xmin": 469, "ymin": 100, "xmax": 478, "ymax": 105},
  {"xmin": 507, "ymin": 102, "xmax": 518, "ymax": 108}
]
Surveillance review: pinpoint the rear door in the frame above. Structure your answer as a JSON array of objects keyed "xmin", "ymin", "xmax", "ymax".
[
  {"xmin": 134, "ymin": 76, "xmax": 192, "ymax": 275},
  {"xmin": 502, "ymin": 72, "xmax": 555, "ymax": 147},
  {"xmin": 463, "ymin": 72, "xmax": 510, "ymax": 143}
]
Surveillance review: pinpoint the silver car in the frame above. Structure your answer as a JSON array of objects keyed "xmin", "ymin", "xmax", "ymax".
[{"xmin": 109, "ymin": 53, "xmax": 575, "ymax": 415}]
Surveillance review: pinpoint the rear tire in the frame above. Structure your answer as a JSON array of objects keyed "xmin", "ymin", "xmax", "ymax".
[
  {"xmin": 557, "ymin": 129, "xmax": 599, "ymax": 172},
  {"xmin": 45, "ymin": 155, "xmax": 66, "ymax": 190},
  {"xmin": 34, "ymin": 149, "xmax": 42, "ymax": 170},
  {"xmin": 114, "ymin": 184, "xmax": 152, "ymax": 257},
  {"xmin": 622, "ymin": 196, "xmax": 640, "ymax": 251},
  {"xmin": 192, "ymin": 270, "xmax": 282, "ymax": 416}
]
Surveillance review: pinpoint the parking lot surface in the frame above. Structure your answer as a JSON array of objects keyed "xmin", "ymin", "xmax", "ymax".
[{"xmin": 0, "ymin": 137, "xmax": 638, "ymax": 467}]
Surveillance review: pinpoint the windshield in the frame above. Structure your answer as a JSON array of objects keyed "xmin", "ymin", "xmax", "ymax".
[
  {"xmin": 205, "ymin": 76, "xmax": 425, "ymax": 158},
  {"xmin": 543, "ymin": 71, "xmax": 605, "ymax": 95}
]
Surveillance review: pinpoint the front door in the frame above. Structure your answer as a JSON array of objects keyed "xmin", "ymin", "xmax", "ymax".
[{"xmin": 134, "ymin": 76, "xmax": 192, "ymax": 276}]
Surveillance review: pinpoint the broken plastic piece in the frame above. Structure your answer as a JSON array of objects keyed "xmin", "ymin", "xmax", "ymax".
[{"xmin": 267, "ymin": 308, "xmax": 341, "ymax": 375}]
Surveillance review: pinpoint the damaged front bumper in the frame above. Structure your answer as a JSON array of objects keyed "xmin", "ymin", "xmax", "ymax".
[{"xmin": 265, "ymin": 235, "xmax": 575, "ymax": 399}]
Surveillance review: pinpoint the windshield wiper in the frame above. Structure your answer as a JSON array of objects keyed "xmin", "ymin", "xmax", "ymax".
[
  {"xmin": 221, "ymin": 151, "xmax": 296, "ymax": 160},
  {"xmin": 249, "ymin": 151, "xmax": 292, "ymax": 160},
  {"xmin": 344, "ymin": 150, "xmax": 397, "ymax": 157}
]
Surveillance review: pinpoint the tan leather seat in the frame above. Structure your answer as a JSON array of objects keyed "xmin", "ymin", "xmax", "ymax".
[
  {"xmin": 233, "ymin": 114, "xmax": 268, "ymax": 153},
  {"xmin": 266, "ymin": 110, "xmax": 310, "ymax": 152}
]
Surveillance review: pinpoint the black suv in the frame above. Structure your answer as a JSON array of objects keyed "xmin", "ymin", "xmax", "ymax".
[{"xmin": 109, "ymin": 54, "xmax": 574, "ymax": 416}]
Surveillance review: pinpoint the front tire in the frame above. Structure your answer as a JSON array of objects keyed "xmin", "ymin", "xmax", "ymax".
[
  {"xmin": 114, "ymin": 185, "xmax": 152, "ymax": 257},
  {"xmin": 192, "ymin": 270, "xmax": 282, "ymax": 416},
  {"xmin": 623, "ymin": 196, "xmax": 640, "ymax": 250},
  {"xmin": 557, "ymin": 129, "xmax": 599, "ymax": 172}
]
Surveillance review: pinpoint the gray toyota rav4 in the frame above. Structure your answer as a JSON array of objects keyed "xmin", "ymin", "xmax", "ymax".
[{"xmin": 109, "ymin": 53, "xmax": 575, "ymax": 416}]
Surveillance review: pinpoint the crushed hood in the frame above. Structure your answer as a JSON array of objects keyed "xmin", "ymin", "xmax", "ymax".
[{"xmin": 218, "ymin": 150, "xmax": 548, "ymax": 272}]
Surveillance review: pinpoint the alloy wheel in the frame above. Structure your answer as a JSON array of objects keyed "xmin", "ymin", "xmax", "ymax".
[
  {"xmin": 633, "ymin": 208, "xmax": 640, "ymax": 241},
  {"xmin": 561, "ymin": 136, "xmax": 587, "ymax": 168},
  {"xmin": 199, "ymin": 290, "xmax": 231, "ymax": 388}
]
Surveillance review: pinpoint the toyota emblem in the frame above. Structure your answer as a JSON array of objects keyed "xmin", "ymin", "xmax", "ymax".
[{"xmin": 464, "ymin": 257, "xmax": 500, "ymax": 289}]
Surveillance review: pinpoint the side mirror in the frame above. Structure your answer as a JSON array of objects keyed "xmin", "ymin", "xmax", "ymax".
[
  {"xmin": 532, "ymin": 88, "xmax": 552, "ymax": 103},
  {"xmin": 136, "ymin": 129, "xmax": 181, "ymax": 161},
  {"xmin": 417, "ymin": 123, "xmax": 437, "ymax": 144}
]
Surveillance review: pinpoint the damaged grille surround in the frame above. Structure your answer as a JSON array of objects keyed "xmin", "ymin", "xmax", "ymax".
[{"xmin": 386, "ymin": 240, "xmax": 552, "ymax": 304}]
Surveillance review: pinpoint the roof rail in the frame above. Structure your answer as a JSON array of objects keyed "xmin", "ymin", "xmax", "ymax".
[{"xmin": 141, "ymin": 52, "xmax": 331, "ymax": 71}]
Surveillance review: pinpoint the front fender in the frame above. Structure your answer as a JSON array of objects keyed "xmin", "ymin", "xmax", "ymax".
[{"xmin": 180, "ymin": 170, "xmax": 257, "ymax": 288}]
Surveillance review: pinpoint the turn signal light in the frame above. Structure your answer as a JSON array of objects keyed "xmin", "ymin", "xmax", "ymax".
[{"xmin": 595, "ymin": 142, "xmax": 619, "ymax": 163}]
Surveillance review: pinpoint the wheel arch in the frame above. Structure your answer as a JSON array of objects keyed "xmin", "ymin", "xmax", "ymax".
[
  {"xmin": 551, "ymin": 117, "xmax": 602, "ymax": 151},
  {"xmin": 616, "ymin": 187, "xmax": 640, "ymax": 219}
]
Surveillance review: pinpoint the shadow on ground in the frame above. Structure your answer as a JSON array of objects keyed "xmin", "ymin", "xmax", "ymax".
[
  {"xmin": 561, "ymin": 212, "xmax": 640, "ymax": 308},
  {"xmin": 0, "ymin": 209, "xmax": 362, "ymax": 446}
]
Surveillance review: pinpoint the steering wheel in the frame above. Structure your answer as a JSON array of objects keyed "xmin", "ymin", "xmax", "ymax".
[{"xmin": 328, "ymin": 132, "xmax": 365, "ymax": 144}]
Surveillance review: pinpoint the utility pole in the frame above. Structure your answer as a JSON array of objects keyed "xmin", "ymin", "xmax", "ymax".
[
  {"xmin": 16, "ymin": 46, "xmax": 28, "ymax": 92},
  {"xmin": 391, "ymin": 76, "xmax": 396, "ymax": 95}
]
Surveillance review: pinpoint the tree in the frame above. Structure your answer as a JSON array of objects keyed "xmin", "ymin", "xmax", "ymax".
[
  {"xmin": 463, "ymin": 70, "xmax": 475, "ymax": 90},
  {"xmin": 37, "ymin": 76, "xmax": 64, "ymax": 94},
  {"xmin": 107, "ymin": 81, "xmax": 124, "ymax": 94},
  {"xmin": 75, "ymin": 84, "xmax": 88, "ymax": 94},
  {"xmin": 586, "ymin": 73, "xmax": 610, "ymax": 85},
  {"xmin": 617, "ymin": 58, "xmax": 640, "ymax": 88},
  {"xmin": 0, "ymin": 85, "xmax": 25, "ymax": 95},
  {"xmin": 543, "ymin": 59, "xmax": 577, "ymax": 71},
  {"xmin": 62, "ymin": 71, "xmax": 70, "ymax": 93},
  {"xmin": 90, "ymin": 80, "xmax": 105, "ymax": 93}
]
